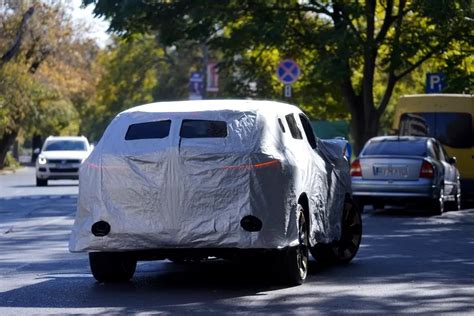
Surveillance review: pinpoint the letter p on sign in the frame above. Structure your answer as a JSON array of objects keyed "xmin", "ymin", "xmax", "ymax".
[{"xmin": 426, "ymin": 73, "xmax": 445, "ymax": 93}]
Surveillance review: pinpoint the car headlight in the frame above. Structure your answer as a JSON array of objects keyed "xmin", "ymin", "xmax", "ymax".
[{"xmin": 38, "ymin": 156, "xmax": 47, "ymax": 165}]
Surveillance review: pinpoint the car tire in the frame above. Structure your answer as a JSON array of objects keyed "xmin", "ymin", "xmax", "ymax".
[
  {"xmin": 353, "ymin": 197, "xmax": 365, "ymax": 213},
  {"xmin": 283, "ymin": 205, "xmax": 309, "ymax": 285},
  {"xmin": 36, "ymin": 177, "xmax": 47, "ymax": 187},
  {"xmin": 431, "ymin": 187, "xmax": 445, "ymax": 215},
  {"xmin": 310, "ymin": 198, "xmax": 362, "ymax": 265},
  {"xmin": 89, "ymin": 252, "xmax": 137, "ymax": 283},
  {"xmin": 372, "ymin": 202, "xmax": 384, "ymax": 210}
]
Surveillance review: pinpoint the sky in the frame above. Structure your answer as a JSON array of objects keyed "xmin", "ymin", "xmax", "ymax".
[{"xmin": 69, "ymin": 0, "xmax": 110, "ymax": 47}]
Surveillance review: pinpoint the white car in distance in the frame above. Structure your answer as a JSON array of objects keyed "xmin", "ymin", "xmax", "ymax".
[{"xmin": 35, "ymin": 136, "xmax": 91, "ymax": 186}]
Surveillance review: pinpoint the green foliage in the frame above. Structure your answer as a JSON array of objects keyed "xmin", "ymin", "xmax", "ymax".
[
  {"xmin": 85, "ymin": 35, "xmax": 204, "ymax": 140},
  {"xmin": 0, "ymin": 2, "xmax": 100, "ymax": 167},
  {"xmin": 3, "ymin": 152, "xmax": 19, "ymax": 168}
]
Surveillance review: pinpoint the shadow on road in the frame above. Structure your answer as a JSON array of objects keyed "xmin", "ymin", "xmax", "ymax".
[{"xmin": 0, "ymin": 197, "xmax": 473, "ymax": 314}]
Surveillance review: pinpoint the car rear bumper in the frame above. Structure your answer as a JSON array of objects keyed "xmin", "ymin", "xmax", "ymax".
[{"xmin": 352, "ymin": 177, "xmax": 437, "ymax": 199}]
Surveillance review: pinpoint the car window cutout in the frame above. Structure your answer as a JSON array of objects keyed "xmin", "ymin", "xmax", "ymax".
[
  {"xmin": 180, "ymin": 119, "xmax": 227, "ymax": 138},
  {"xmin": 278, "ymin": 118, "xmax": 286, "ymax": 133},
  {"xmin": 298, "ymin": 114, "xmax": 317, "ymax": 149},
  {"xmin": 285, "ymin": 114, "xmax": 303, "ymax": 140},
  {"xmin": 125, "ymin": 120, "xmax": 171, "ymax": 140}
]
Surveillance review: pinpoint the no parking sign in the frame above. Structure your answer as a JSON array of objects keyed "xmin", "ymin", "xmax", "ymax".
[{"xmin": 277, "ymin": 59, "xmax": 300, "ymax": 97}]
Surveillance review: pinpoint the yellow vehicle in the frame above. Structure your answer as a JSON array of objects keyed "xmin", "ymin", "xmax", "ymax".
[{"xmin": 393, "ymin": 94, "xmax": 474, "ymax": 200}]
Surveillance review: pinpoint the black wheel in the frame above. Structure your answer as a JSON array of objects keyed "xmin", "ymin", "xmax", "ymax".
[
  {"xmin": 372, "ymin": 202, "xmax": 384, "ymax": 210},
  {"xmin": 36, "ymin": 177, "xmax": 47, "ymax": 186},
  {"xmin": 310, "ymin": 199, "xmax": 362, "ymax": 265},
  {"xmin": 431, "ymin": 187, "xmax": 445, "ymax": 215},
  {"xmin": 89, "ymin": 252, "xmax": 137, "ymax": 283},
  {"xmin": 284, "ymin": 206, "xmax": 309, "ymax": 285},
  {"xmin": 353, "ymin": 196, "xmax": 365, "ymax": 213}
]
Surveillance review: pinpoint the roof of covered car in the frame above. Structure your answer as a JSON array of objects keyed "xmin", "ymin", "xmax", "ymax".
[{"xmin": 121, "ymin": 99, "xmax": 300, "ymax": 115}]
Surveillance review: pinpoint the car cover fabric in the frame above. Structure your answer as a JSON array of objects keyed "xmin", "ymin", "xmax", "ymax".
[{"xmin": 69, "ymin": 100, "xmax": 351, "ymax": 252}]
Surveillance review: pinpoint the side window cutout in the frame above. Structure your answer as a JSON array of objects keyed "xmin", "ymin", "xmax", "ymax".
[
  {"xmin": 125, "ymin": 120, "xmax": 171, "ymax": 140},
  {"xmin": 285, "ymin": 113, "xmax": 303, "ymax": 140},
  {"xmin": 298, "ymin": 114, "xmax": 317, "ymax": 149},
  {"xmin": 277, "ymin": 118, "xmax": 286, "ymax": 133},
  {"xmin": 180, "ymin": 120, "xmax": 227, "ymax": 138}
]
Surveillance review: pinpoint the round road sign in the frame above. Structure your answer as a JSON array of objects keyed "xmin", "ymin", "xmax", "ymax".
[{"xmin": 277, "ymin": 59, "xmax": 300, "ymax": 84}]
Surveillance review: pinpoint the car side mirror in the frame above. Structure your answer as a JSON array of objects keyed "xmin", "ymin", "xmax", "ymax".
[
  {"xmin": 448, "ymin": 157, "xmax": 456, "ymax": 164},
  {"xmin": 33, "ymin": 148, "xmax": 41, "ymax": 155}
]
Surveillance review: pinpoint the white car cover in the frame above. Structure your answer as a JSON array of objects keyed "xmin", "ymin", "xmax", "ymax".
[{"xmin": 69, "ymin": 100, "xmax": 351, "ymax": 252}]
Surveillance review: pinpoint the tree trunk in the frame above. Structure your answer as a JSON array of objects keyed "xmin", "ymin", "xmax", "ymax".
[
  {"xmin": 31, "ymin": 134, "xmax": 43, "ymax": 163},
  {"xmin": 0, "ymin": 130, "xmax": 19, "ymax": 169},
  {"xmin": 350, "ymin": 103, "xmax": 381, "ymax": 156}
]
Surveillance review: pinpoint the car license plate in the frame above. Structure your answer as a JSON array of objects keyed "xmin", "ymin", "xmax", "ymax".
[
  {"xmin": 373, "ymin": 165, "xmax": 408, "ymax": 177},
  {"xmin": 55, "ymin": 163, "xmax": 71, "ymax": 169}
]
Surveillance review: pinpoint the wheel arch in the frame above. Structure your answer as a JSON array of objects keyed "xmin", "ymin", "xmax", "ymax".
[{"xmin": 297, "ymin": 192, "xmax": 310, "ymax": 236}]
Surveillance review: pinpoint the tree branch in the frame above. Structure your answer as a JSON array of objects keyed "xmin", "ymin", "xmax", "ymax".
[
  {"xmin": 395, "ymin": 51, "xmax": 435, "ymax": 80},
  {"xmin": 0, "ymin": 6, "xmax": 36, "ymax": 67},
  {"xmin": 375, "ymin": 0, "xmax": 395, "ymax": 43},
  {"xmin": 376, "ymin": 72, "xmax": 397, "ymax": 116}
]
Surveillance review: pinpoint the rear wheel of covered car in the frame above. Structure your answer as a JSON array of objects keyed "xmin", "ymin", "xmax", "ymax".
[
  {"xmin": 89, "ymin": 252, "xmax": 137, "ymax": 283},
  {"xmin": 284, "ymin": 206, "xmax": 309, "ymax": 285},
  {"xmin": 36, "ymin": 177, "xmax": 47, "ymax": 186},
  {"xmin": 431, "ymin": 187, "xmax": 445, "ymax": 215},
  {"xmin": 310, "ymin": 199, "xmax": 362, "ymax": 265}
]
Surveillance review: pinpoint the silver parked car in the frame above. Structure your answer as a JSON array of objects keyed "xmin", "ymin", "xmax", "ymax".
[{"xmin": 351, "ymin": 136, "xmax": 461, "ymax": 215}]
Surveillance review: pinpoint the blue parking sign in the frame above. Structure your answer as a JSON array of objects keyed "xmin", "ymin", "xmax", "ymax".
[{"xmin": 426, "ymin": 73, "xmax": 445, "ymax": 93}]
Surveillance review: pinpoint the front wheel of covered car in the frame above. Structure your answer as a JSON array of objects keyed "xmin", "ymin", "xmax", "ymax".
[
  {"xmin": 310, "ymin": 199, "xmax": 362, "ymax": 265},
  {"xmin": 89, "ymin": 252, "xmax": 137, "ymax": 283},
  {"xmin": 284, "ymin": 206, "xmax": 309, "ymax": 285}
]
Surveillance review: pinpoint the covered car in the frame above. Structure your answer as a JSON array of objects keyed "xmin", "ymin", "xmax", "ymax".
[
  {"xmin": 69, "ymin": 100, "xmax": 362, "ymax": 285},
  {"xmin": 351, "ymin": 136, "xmax": 462, "ymax": 215}
]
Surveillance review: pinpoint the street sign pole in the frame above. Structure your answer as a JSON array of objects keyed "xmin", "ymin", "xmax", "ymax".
[{"xmin": 284, "ymin": 85, "xmax": 291, "ymax": 98}]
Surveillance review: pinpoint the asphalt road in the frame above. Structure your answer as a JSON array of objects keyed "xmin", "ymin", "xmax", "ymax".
[{"xmin": 0, "ymin": 167, "xmax": 473, "ymax": 315}]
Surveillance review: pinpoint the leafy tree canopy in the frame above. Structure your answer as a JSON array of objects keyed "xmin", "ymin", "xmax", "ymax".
[
  {"xmin": 0, "ymin": 2, "xmax": 100, "ymax": 167},
  {"xmin": 85, "ymin": 0, "xmax": 472, "ymax": 153}
]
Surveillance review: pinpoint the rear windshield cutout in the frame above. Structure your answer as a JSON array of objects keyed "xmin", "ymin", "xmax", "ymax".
[
  {"xmin": 125, "ymin": 120, "xmax": 171, "ymax": 140},
  {"xmin": 278, "ymin": 118, "xmax": 286, "ymax": 133},
  {"xmin": 285, "ymin": 114, "xmax": 303, "ymax": 139},
  {"xmin": 180, "ymin": 119, "xmax": 227, "ymax": 138},
  {"xmin": 363, "ymin": 139, "xmax": 427, "ymax": 157}
]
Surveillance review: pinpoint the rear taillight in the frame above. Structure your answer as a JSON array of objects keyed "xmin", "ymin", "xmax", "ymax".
[
  {"xmin": 350, "ymin": 159, "xmax": 362, "ymax": 177},
  {"xmin": 420, "ymin": 160, "xmax": 434, "ymax": 178}
]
